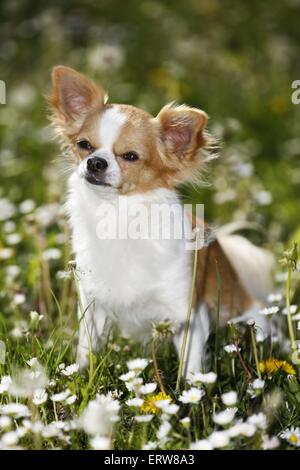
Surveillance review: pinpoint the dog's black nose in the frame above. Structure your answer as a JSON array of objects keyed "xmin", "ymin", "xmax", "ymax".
[{"xmin": 87, "ymin": 156, "xmax": 108, "ymax": 172}]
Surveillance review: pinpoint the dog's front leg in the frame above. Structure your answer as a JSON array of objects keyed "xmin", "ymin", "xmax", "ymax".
[
  {"xmin": 173, "ymin": 303, "xmax": 210, "ymax": 379},
  {"xmin": 76, "ymin": 292, "xmax": 107, "ymax": 370}
]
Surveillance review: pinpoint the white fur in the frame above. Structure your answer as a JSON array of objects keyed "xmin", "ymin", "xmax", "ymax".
[
  {"xmin": 67, "ymin": 175, "xmax": 196, "ymax": 371},
  {"xmin": 99, "ymin": 106, "xmax": 127, "ymax": 151},
  {"xmin": 67, "ymin": 170, "xmax": 273, "ymax": 375},
  {"xmin": 216, "ymin": 233, "xmax": 274, "ymax": 303}
]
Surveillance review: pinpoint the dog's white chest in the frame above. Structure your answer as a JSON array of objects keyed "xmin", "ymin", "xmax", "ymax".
[{"xmin": 66, "ymin": 174, "xmax": 192, "ymax": 332}]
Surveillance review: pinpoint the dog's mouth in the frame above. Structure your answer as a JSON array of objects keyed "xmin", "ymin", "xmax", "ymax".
[{"xmin": 85, "ymin": 174, "xmax": 111, "ymax": 187}]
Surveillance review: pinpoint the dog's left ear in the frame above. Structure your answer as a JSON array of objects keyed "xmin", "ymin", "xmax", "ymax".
[{"xmin": 155, "ymin": 104, "xmax": 208, "ymax": 162}]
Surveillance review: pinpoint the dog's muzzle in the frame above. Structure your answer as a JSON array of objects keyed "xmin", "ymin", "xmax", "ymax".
[{"xmin": 85, "ymin": 156, "xmax": 110, "ymax": 186}]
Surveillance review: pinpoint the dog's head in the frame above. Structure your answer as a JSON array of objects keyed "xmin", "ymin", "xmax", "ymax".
[{"xmin": 49, "ymin": 66, "xmax": 210, "ymax": 195}]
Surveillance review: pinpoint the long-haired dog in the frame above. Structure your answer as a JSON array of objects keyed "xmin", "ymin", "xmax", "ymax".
[{"xmin": 49, "ymin": 66, "xmax": 274, "ymax": 377}]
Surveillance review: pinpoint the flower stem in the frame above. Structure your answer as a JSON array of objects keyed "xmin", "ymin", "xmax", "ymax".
[
  {"xmin": 151, "ymin": 336, "xmax": 166, "ymax": 394},
  {"xmin": 214, "ymin": 266, "xmax": 221, "ymax": 373},
  {"xmin": 250, "ymin": 324, "xmax": 261, "ymax": 379},
  {"xmin": 286, "ymin": 266, "xmax": 297, "ymax": 352}
]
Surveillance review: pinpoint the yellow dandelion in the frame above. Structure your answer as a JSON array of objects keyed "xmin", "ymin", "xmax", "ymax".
[
  {"xmin": 140, "ymin": 392, "xmax": 171, "ymax": 414},
  {"xmin": 259, "ymin": 358, "xmax": 296, "ymax": 376}
]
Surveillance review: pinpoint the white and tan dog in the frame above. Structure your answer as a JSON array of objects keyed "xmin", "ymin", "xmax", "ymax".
[{"xmin": 49, "ymin": 66, "xmax": 274, "ymax": 377}]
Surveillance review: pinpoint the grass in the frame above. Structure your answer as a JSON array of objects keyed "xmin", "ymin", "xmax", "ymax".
[
  {"xmin": 0, "ymin": 200, "xmax": 300, "ymax": 450},
  {"xmin": 0, "ymin": 0, "xmax": 300, "ymax": 450}
]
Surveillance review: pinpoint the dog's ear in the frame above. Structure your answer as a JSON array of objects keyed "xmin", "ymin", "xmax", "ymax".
[
  {"xmin": 155, "ymin": 104, "xmax": 207, "ymax": 162},
  {"xmin": 49, "ymin": 66, "xmax": 106, "ymax": 134}
]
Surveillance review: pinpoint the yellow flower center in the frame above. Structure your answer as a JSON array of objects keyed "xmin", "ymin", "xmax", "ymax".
[{"xmin": 289, "ymin": 434, "xmax": 298, "ymax": 444}]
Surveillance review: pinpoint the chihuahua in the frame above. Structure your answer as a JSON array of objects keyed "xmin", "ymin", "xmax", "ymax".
[{"xmin": 49, "ymin": 66, "xmax": 274, "ymax": 377}]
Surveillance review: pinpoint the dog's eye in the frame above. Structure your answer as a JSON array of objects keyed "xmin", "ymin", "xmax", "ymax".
[
  {"xmin": 77, "ymin": 140, "xmax": 93, "ymax": 151},
  {"xmin": 121, "ymin": 151, "xmax": 139, "ymax": 162}
]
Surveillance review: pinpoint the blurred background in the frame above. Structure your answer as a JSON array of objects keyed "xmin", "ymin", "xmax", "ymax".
[{"xmin": 0, "ymin": 0, "xmax": 300, "ymax": 248}]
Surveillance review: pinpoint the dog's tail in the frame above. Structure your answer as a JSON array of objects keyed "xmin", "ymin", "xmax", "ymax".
[{"xmin": 215, "ymin": 223, "xmax": 275, "ymax": 303}]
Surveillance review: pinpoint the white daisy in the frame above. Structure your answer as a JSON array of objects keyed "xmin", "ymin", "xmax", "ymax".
[
  {"xmin": 119, "ymin": 371, "xmax": 136, "ymax": 382},
  {"xmin": 279, "ymin": 426, "xmax": 300, "ymax": 447},
  {"xmin": 0, "ymin": 416, "xmax": 12, "ymax": 429},
  {"xmin": 259, "ymin": 306, "xmax": 280, "ymax": 316},
  {"xmin": 282, "ymin": 305, "xmax": 298, "ymax": 315},
  {"xmin": 143, "ymin": 441, "xmax": 158, "ymax": 450},
  {"xmin": 247, "ymin": 412, "xmax": 267, "ymax": 430},
  {"xmin": 42, "ymin": 248, "xmax": 62, "ymax": 261},
  {"xmin": 140, "ymin": 383, "xmax": 157, "ymax": 394},
  {"xmin": 1, "ymin": 431, "xmax": 19, "ymax": 446},
  {"xmin": 135, "ymin": 415, "xmax": 154, "ymax": 423},
  {"xmin": 6, "ymin": 233, "xmax": 21, "ymax": 245},
  {"xmin": 157, "ymin": 421, "xmax": 171, "ymax": 441},
  {"xmin": 180, "ymin": 417, "xmax": 191, "ymax": 427},
  {"xmin": 81, "ymin": 394, "xmax": 120, "ymax": 436},
  {"xmin": 190, "ymin": 439, "xmax": 213, "ymax": 450},
  {"xmin": 252, "ymin": 378, "xmax": 265, "ymax": 390},
  {"xmin": 29, "ymin": 421, "xmax": 43, "ymax": 434},
  {"xmin": 248, "ymin": 378, "xmax": 265, "ymax": 398},
  {"xmin": 30, "ymin": 311, "xmax": 43, "ymax": 322},
  {"xmin": 228, "ymin": 421, "xmax": 256, "ymax": 438},
  {"xmin": 126, "ymin": 358, "xmax": 149, "ymax": 372},
  {"xmin": 126, "ymin": 398, "xmax": 144, "ymax": 407},
  {"xmin": 66, "ymin": 394, "xmax": 77, "ymax": 405},
  {"xmin": 61, "ymin": 363, "xmax": 79, "ymax": 377},
  {"xmin": 90, "ymin": 435, "xmax": 110, "ymax": 450},
  {"xmin": 0, "ymin": 198, "xmax": 16, "ymax": 221},
  {"xmin": 262, "ymin": 435, "xmax": 280, "ymax": 450},
  {"xmin": 224, "ymin": 344, "xmax": 240, "ymax": 354},
  {"xmin": 32, "ymin": 388, "xmax": 48, "ymax": 405},
  {"xmin": 0, "ymin": 248, "xmax": 14, "ymax": 260},
  {"xmin": 213, "ymin": 408, "xmax": 236, "ymax": 426},
  {"xmin": 189, "ymin": 371, "xmax": 217, "ymax": 385},
  {"xmin": 179, "ymin": 387, "xmax": 205, "ymax": 404},
  {"xmin": 13, "ymin": 293, "xmax": 26, "ymax": 305},
  {"xmin": 50, "ymin": 389, "xmax": 70, "ymax": 402},
  {"xmin": 208, "ymin": 430, "xmax": 230, "ymax": 448},
  {"xmin": 153, "ymin": 398, "xmax": 171, "ymax": 410},
  {"xmin": 0, "ymin": 376, "xmax": 12, "ymax": 393},
  {"xmin": 221, "ymin": 391, "xmax": 237, "ymax": 406},
  {"xmin": 41, "ymin": 422, "xmax": 63, "ymax": 438},
  {"xmin": 19, "ymin": 199, "xmax": 35, "ymax": 214},
  {"xmin": 125, "ymin": 378, "xmax": 143, "ymax": 392},
  {"xmin": 267, "ymin": 293, "xmax": 283, "ymax": 303},
  {"xmin": 158, "ymin": 403, "xmax": 179, "ymax": 415},
  {"xmin": 0, "ymin": 403, "xmax": 31, "ymax": 418},
  {"xmin": 9, "ymin": 364, "xmax": 48, "ymax": 398}
]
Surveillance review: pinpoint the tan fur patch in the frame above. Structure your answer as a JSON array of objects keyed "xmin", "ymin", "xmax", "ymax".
[{"xmin": 196, "ymin": 240, "xmax": 252, "ymax": 323}]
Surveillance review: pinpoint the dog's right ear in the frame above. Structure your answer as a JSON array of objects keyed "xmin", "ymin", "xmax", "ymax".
[{"xmin": 48, "ymin": 66, "xmax": 107, "ymax": 135}]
